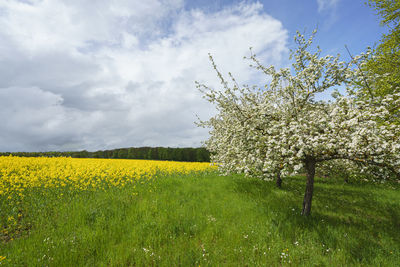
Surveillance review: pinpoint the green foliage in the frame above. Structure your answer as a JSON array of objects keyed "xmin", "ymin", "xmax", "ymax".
[
  {"xmin": 362, "ymin": 0, "xmax": 400, "ymax": 120},
  {"xmin": 367, "ymin": 0, "xmax": 400, "ymax": 27},
  {"xmin": 0, "ymin": 147, "xmax": 211, "ymax": 162},
  {"xmin": 1, "ymin": 173, "xmax": 399, "ymax": 266}
]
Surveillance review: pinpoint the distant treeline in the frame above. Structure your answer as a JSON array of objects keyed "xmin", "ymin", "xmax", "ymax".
[{"xmin": 0, "ymin": 147, "xmax": 210, "ymax": 162}]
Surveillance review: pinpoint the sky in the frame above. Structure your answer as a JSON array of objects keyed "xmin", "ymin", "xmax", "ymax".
[{"xmin": 0, "ymin": 0, "xmax": 387, "ymax": 152}]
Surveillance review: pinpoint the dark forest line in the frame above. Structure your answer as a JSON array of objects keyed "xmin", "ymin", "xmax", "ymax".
[{"xmin": 0, "ymin": 147, "xmax": 210, "ymax": 162}]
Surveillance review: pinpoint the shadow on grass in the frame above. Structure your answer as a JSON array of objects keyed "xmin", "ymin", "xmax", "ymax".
[{"xmin": 232, "ymin": 175, "xmax": 400, "ymax": 263}]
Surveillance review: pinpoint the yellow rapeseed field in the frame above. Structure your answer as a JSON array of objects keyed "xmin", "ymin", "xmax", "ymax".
[{"xmin": 0, "ymin": 156, "xmax": 216, "ymax": 199}]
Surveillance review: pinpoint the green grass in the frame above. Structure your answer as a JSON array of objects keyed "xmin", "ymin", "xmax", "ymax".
[{"xmin": 1, "ymin": 172, "xmax": 399, "ymax": 266}]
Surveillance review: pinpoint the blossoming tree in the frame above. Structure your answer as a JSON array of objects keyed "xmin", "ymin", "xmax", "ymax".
[{"xmin": 198, "ymin": 31, "xmax": 400, "ymax": 216}]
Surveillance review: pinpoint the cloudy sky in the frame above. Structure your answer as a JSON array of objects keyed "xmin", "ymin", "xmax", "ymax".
[{"xmin": 0, "ymin": 0, "xmax": 387, "ymax": 152}]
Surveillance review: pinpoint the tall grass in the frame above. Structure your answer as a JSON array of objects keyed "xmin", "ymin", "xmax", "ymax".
[{"xmin": 1, "ymin": 172, "xmax": 399, "ymax": 266}]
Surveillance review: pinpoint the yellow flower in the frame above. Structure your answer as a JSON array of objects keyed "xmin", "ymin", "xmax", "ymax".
[{"xmin": 0, "ymin": 156, "xmax": 216, "ymax": 196}]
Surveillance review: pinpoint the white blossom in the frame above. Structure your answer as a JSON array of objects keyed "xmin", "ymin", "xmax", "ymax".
[{"xmin": 197, "ymin": 30, "xmax": 400, "ymax": 181}]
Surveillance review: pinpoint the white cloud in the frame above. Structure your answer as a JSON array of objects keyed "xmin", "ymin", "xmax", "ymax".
[
  {"xmin": 0, "ymin": 0, "xmax": 288, "ymax": 151},
  {"xmin": 317, "ymin": 0, "xmax": 340, "ymax": 12}
]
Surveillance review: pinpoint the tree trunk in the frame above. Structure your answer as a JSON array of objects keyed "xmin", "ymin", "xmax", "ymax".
[
  {"xmin": 276, "ymin": 171, "xmax": 282, "ymax": 188},
  {"xmin": 302, "ymin": 157, "xmax": 316, "ymax": 216}
]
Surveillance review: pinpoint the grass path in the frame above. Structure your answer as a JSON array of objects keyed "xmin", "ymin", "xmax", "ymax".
[{"xmin": 1, "ymin": 173, "xmax": 399, "ymax": 266}]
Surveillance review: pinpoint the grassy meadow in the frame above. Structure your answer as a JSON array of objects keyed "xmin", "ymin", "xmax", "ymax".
[{"xmin": 1, "ymin": 157, "xmax": 399, "ymax": 266}]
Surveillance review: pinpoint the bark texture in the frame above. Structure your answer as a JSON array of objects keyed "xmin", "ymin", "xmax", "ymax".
[
  {"xmin": 276, "ymin": 171, "xmax": 282, "ymax": 188},
  {"xmin": 302, "ymin": 156, "xmax": 316, "ymax": 216}
]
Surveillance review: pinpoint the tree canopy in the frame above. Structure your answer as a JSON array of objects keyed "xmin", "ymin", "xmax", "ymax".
[
  {"xmin": 198, "ymin": 30, "xmax": 400, "ymax": 215},
  {"xmin": 0, "ymin": 147, "xmax": 210, "ymax": 162},
  {"xmin": 360, "ymin": 0, "xmax": 400, "ymax": 122}
]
